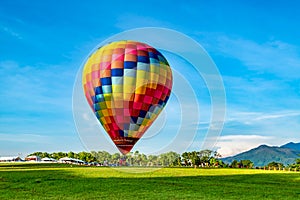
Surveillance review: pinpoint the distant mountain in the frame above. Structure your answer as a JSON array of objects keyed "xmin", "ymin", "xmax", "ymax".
[
  {"xmin": 222, "ymin": 142, "xmax": 300, "ymax": 167},
  {"xmin": 280, "ymin": 142, "xmax": 300, "ymax": 151}
]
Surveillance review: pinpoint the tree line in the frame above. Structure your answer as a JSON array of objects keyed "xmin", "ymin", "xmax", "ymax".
[
  {"xmin": 264, "ymin": 159, "xmax": 300, "ymax": 171},
  {"xmin": 28, "ymin": 149, "xmax": 231, "ymax": 167},
  {"xmin": 28, "ymin": 151, "xmax": 180, "ymax": 166},
  {"xmin": 27, "ymin": 150, "xmax": 300, "ymax": 170}
]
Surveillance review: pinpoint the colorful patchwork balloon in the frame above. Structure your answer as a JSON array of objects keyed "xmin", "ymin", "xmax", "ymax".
[{"xmin": 82, "ymin": 40, "xmax": 173, "ymax": 154}]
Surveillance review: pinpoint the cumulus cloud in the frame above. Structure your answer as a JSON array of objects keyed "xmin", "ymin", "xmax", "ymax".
[{"xmin": 214, "ymin": 134, "xmax": 291, "ymax": 157}]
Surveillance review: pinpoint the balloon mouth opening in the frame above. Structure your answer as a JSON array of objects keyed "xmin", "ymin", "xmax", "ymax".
[{"xmin": 113, "ymin": 137, "xmax": 140, "ymax": 155}]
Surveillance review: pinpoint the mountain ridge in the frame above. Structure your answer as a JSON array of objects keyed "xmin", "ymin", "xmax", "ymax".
[
  {"xmin": 221, "ymin": 142, "xmax": 300, "ymax": 167},
  {"xmin": 280, "ymin": 142, "xmax": 300, "ymax": 151}
]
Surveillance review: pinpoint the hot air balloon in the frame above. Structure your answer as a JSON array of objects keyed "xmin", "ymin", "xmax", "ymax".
[{"xmin": 82, "ymin": 40, "xmax": 172, "ymax": 154}]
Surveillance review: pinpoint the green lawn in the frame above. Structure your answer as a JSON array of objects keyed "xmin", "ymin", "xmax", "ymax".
[{"xmin": 0, "ymin": 163, "xmax": 299, "ymax": 200}]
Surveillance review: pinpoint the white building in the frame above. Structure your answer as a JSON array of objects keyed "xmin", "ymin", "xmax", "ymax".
[
  {"xmin": 41, "ymin": 157, "xmax": 57, "ymax": 162},
  {"xmin": 58, "ymin": 157, "xmax": 85, "ymax": 165},
  {"xmin": 0, "ymin": 156, "xmax": 22, "ymax": 162},
  {"xmin": 25, "ymin": 155, "xmax": 41, "ymax": 162}
]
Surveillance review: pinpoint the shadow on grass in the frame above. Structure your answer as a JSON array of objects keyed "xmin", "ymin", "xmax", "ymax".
[{"xmin": 0, "ymin": 167, "xmax": 299, "ymax": 200}]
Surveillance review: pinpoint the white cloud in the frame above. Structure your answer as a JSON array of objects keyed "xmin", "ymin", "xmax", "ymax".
[
  {"xmin": 0, "ymin": 133, "xmax": 51, "ymax": 143},
  {"xmin": 254, "ymin": 112, "xmax": 300, "ymax": 121},
  {"xmin": 222, "ymin": 107, "xmax": 300, "ymax": 138},
  {"xmin": 0, "ymin": 133, "xmax": 84, "ymax": 157},
  {"xmin": 0, "ymin": 60, "xmax": 76, "ymax": 112},
  {"xmin": 227, "ymin": 109, "xmax": 300, "ymax": 125},
  {"xmin": 1, "ymin": 25, "xmax": 22, "ymax": 39},
  {"xmin": 196, "ymin": 32, "xmax": 300, "ymax": 79},
  {"xmin": 217, "ymin": 108, "xmax": 300, "ymax": 150},
  {"xmin": 214, "ymin": 134, "xmax": 290, "ymax": 157},
  {"xmin": 222, "ymin": 75, "xmax": 285, "ymax": 94},
  {"xmin": 115, "ymin": 14, "xmax": 172, "ymax": 30},
  {"xmin": 227, "ymin": 107, "xmax": 299, "ymax": 126}
]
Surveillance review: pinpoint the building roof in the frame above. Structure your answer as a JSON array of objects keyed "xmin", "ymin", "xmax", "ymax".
[
  {"xmin": 0, "ymin": 156, "xmax": 21, "ymax": 161},
  {"xmin": 59, "ymin": 157, "xmax": 84, "ymax": 163},
  {"xmin": 26, "ymin": 155, "xmax": 41, "ymax": 158},
  {"xmin": 41, "ymin": 157, "xmax": 57, "ymax": 161}
]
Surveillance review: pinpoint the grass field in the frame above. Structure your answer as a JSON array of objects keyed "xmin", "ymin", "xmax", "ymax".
[{"xmin": 0, "ymin": 163, "xmax": 299, "ymax": 200}]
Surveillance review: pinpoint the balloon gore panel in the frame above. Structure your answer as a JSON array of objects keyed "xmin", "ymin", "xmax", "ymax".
[{"xmin": 82, "ymin": 40, "xmax": 173, "ymax": 154}]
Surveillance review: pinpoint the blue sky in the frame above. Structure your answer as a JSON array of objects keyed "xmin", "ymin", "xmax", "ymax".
[{"xmin": 1, "ymin": 0, "xmax": 300, "ymax": 157}]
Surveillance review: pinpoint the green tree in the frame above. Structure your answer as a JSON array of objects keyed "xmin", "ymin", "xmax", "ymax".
[
  {"xmin": 95, "ymin": 151, "xmax": 112, "ymax": 165},
  {"xmin": 126, "ymin": 152, "xmax": 134, "ymax": 166},
  {"xmin": 41, "ymin": 152, "xmax": 50, "ymax": 158},
  {"xmin": 28, "ymin": 152, "xmax": 42, "ymax": 157},
  {"xmin": 181, "ymin": 152, "xmax": 191, "ymax": 166},
  {"xmin": 111, "ymin": 153, "xmax": 121, "ymax": 165},
  {"xmin": 76, "ymin": 152, "xmax": 96, "ymax": 162},
  {"xmin": 68, "ymin": 151, "xmax": 75, "ymax": 158},
  {"xmin": 50, "ymin": 152, "xmax": 67, "ymax": 160},
  {"xmin": 147, "ymin": 155, "xmax": 158, "ymax": 166},
  {"xmin": 198, "ymin": 150, "xmax": 213, "ymax": 166},
  {"xmin": 140, "ymin": 154, "xmax": 148, "ymax": 166},
  {"xmin": 189, "ymin": 151, "xmax": 200, "ymax": 167},
  {"xmin": 209, "ymin": 157, "xmax": 218, "ymax": 167},
  {"xmin": 131, "ymin": 151, "xmax": 141, "ymax": 166},
  {"xmin": 86, "ymin": 153, "xmax": 96, "ymax": 163},
  {"xmin": 267, "ymin": 162, "xmax": 284, "ymax": 169},
  {"xmin": 230, "ymin": 160, "xmax": 239, "ymax": 168},
  {"xmin": 159, "ymin": 152, "xmax": 180, "ymax": 167},
  {"xmin": 288, "ymin": 156, "xmax": 300, "ymax": 171},
  {"xmin": 77, "ymin": 152, "xmax": 86, "ymax": 161},
  {"xmin": 240, "ymin": 160, "xmax": 254, "ymax": 168}
]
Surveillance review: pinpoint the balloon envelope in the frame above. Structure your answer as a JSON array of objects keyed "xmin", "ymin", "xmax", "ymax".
[{"xmin": 82, "ymin": 40, "xmax": 173, "ymax": 154}]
